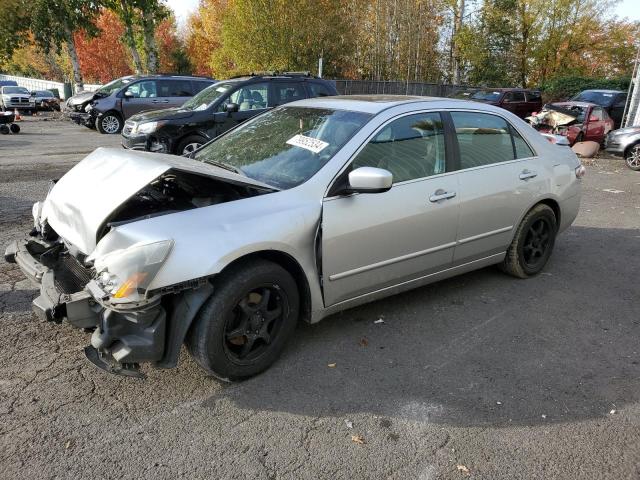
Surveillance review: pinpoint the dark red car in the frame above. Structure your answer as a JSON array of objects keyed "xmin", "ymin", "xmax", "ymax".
[
  {"xmin": 528, "ymin": 101, "xmax": 614, "ymax": 146},
  {"xmin": 469, "ymin": 88, "xmax": 543, "ymax": 118}
]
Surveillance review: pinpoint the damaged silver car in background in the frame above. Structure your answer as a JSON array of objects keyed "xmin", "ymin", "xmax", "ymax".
[{"xmin": 5, "ymin": 95, "xmax": 584, "ymax": 380}]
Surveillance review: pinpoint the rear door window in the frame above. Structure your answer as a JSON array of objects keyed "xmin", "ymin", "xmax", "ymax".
[
  {"xmin": 504, "ymin": 91, "xmax": 525, "ymax": 102},
  {"xmin": 308, "ymin": 82, "xmax": 333, "ymax": 97},
  {"xmin": 451, "ymin": 111, "xmax": 533, "ymax": 168},
  {"xmin": 158, "ymin": 79, "xmax": 192, "ymax": 97},
  {"xmin": 273, "ymin": 82, "xmax": 307, "ymax": 105},
  {"xmin": 526, "ymin": 91, "xmax": 542, "ymax": 102}
]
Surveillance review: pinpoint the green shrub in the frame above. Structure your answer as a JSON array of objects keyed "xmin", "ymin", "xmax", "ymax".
[{"xmin": 540, "ymin": 76, "xmax": 631, "ymax": 102}]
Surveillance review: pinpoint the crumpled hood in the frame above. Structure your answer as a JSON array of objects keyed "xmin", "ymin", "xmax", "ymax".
[
  {"xmin": 130, "ymin": 107, "xmax": 194, "ymax": 122},
  {"xmin": 41, "ymin": 147, "xmax": 275, "ymax": 254},
  {"xmin": 66, "ymin": 90, "xmax": 95, "ymax": 105}
]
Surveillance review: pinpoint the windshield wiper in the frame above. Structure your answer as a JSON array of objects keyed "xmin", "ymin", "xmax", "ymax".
[{"xmin": 203, "ymin": 160, "xmax": 245, "ymax": 176}]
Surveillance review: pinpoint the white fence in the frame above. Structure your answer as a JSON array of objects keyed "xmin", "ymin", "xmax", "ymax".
[{"xmin": 0, "ymin": 74, "xmax": 101, "ymax": 99}]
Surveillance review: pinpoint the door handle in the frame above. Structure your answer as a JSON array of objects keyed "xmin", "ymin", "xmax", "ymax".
[
  {"xmin": 519, "ymin": 169, "xmax": 537, "ymax": 180},
  {"xmin": 429, "ymin": 189, "xmax": 456, "ymax": 202}
]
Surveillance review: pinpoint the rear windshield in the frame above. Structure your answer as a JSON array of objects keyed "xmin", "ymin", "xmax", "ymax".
[
  {"xmin": 470, "ymin": 90, "xmax": 502, "ymax": 101},
  {"xmin": 571, "ymin": 91, "xmax": 617, "ymax": 106}
]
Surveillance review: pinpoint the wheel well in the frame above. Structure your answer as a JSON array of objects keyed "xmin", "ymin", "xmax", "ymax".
[
  {"xmin": 538, "ymin": 198, "xmax": 560, "ymax": 226},
  {"xmin": 218, "ymin": 251, "xmax": 312, "ymax": 324},
  {"xmin": 102, "ymin": 110, "xmax": 122, "ymax": 120}
]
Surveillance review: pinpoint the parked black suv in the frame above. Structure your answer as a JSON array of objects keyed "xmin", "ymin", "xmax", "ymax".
[
  {"xmin": 121, "ymin": 72, "xmax": 338, "ymax": 155},
  {"xmin": 66, "ymin": 74, "xmax": 215, "ymax": 134},
  {"xmin": 570, "ymin": 89, "xmax": 627, "ymax": 128}
]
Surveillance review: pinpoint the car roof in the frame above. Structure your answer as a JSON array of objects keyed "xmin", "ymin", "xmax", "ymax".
[
  {"xmin": 288, "ymin": 95, "xmax": 476, "ymax": 114},
  {"xmin": 475, "ymin": 87, "xmax": 539, "ymax": 92},
  {"xmin": 122, "ymin": 74, "xmax": 215, "ymax": 81},
  {"xmin": 579, "ymin": 89, "xmax": 624, "ymax": 94}
]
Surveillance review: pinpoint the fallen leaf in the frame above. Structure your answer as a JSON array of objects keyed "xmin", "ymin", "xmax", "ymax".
[
  {"xmin": 374, "ymin": 319, "xmax": 385, "ymax": 324},
  {"xmin": 65, "ymin": 440, "xmax": 72, "ymax": 449},
  {"xmin": 351, "ymin": 435, "xmax": 366, "ymax": 445},
  {"xmin": 541, "ymin": 414, "xmax": 547, "ymax": 419},
  {"xmin": 344, "ymin": 420, "xmax": 353, "ymax": 429},
  {"xmin": 610, "ymin": 409, "xmax": 616, "ymax": 415},
  {"xmin": 327, "ymin": 363, "xmax": 336, "ymax": 368},
  {"xmin": 496, "ymin": 401, "xmax": 502, "ymax": 405},
  {"xmin": 359, "ymin": 337, "xmax": 369, "ymax": 347},
  {"xmin": 456, "ymin": 464, "xmax": 470, "ymax": 475}
]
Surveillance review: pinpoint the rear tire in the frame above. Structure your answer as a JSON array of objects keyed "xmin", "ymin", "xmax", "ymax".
[
  {"xmin": 187, "ymin": 259, "xmax": 299, "ymax": 381},
  {"xmin": 625, "ymin": 143, "xmax": 640, "ymax": 171},
  {"xmin": 501, "ymin": 204, "xmax": 557, "ymax": 278}
]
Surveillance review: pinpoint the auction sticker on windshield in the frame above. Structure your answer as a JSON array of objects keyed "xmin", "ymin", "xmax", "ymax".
[{"xmin": 286, "ymin": 134, "xmax": 329, "ymax": 154}]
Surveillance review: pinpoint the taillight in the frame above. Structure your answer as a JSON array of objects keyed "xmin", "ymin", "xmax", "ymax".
[{"xmin": 575, "ymin": 165, "xmax": 586, "ymax": 178}]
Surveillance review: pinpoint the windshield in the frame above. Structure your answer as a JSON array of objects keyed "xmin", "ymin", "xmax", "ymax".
[
  {"xmin": 2, "ymin": 86, "xmax": 29, "ymax": 95},
  {"xmin": 571, "ymin": 91, "xmax": 617, "ymax": 106},
  {"xmin": 470, "ymin": 90, "xmax": 503, "ymax": 101},
  {"xmin": 37, "ymin": 91, "xmax": 54, "ymax": 97},
  {"xmin": 194, "ymin": 106, "xmax": 372, "ymax": 189},
  {"xmin": 96, "ymin": 77, "xmax": 132, "ymax": 96},
  {"xmin": 181, "ymin": 82, "xmax": 235, "ymax": 111}
]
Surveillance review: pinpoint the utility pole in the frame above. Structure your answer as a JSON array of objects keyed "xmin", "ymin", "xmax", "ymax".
[
  {"xmin": 452, "ymin": 0, "xmax": 465, "ymax": 85},
  {"xmin": 623, "ymin": 45, "xmax": 640, "ymax": 127}
]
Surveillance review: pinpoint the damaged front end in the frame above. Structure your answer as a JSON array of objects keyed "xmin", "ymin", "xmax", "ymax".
[
  {"xmin": 526, "ymin": 104, "xmax": 585, "ymax": 145},
  {"xmin": 5, "ymin": 148, "xmax": 274, "ymax": 378}
]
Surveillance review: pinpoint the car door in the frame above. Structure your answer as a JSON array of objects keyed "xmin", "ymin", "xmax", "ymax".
[
  {"xmin": 158, "ymin": 79, "xmax": 193, "ymax": 108},
  {"xmin": 610, "ymin": 94, "xmax": 626, "ymax": 128},
  {"xmin": 584, "ymin": 107, "xmax": 605, "ymax": 142},
  {"xmin": 321, "ymin": 111, "xmax": 459, "ymax": 306},
  {"xmin": 121, "ymin": 80, "xmax": 166, "ymax": 118},
  {"xmin": 450, "ymin": 111, "xmax": 542, "ymax": 265},
  {"xmin": 525, "ymin": 91, "xmax": 542, "ymax": 116},
  {"xmin": 212, "ymin": 82, "xmax": 270, "ymax": 135}
]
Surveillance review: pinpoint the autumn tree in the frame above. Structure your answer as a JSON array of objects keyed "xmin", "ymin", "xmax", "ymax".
[
  {"xmin": 26, "ymin": 0, "xmax": 103, "ymax": 91},
  {"xmin": 74, "ymin": 10, "xmax": 133, "ymax": 83},
  {"xmin": 185, "ymin": 0, "xmax": 228, "ymax": 76}
]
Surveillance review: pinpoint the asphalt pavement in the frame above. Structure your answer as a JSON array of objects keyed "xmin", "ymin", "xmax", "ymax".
[{"xmin": 1, "ymin": 116, "xmax": 639, "ymax": 479}]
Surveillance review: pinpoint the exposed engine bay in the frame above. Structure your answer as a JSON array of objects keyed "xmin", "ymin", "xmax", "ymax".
[
  {"xmin": 526, "ymin": 104, "xmax": 584, "ymax": 134},
  {"xmin": 99, "ymin": 169, "xmax": 267, "ymax": 239}
]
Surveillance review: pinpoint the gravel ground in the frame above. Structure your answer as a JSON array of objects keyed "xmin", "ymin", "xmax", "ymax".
[{"xmin": 1, "ymin": 117, "xmax": 640, "ymax": 479}]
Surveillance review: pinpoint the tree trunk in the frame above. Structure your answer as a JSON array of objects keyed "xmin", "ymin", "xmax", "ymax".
[
  {"xmin": 142, "ymin": 11, "xmax": 159, "ymax": 74},
  {"xmin": 120, "ymin": 0, "xmax": 143, "ymax": 74},
  {"xmin": 452, "ymin": 0, "xmax": 465, "ymax": 85},
  {"xmin": 64, "ymin": 25, "xmax": 84, "ymax": 92}
]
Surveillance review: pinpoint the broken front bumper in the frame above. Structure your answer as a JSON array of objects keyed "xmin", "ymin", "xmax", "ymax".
[
  {"xmin": 4, "ymin": 238, "xmax": 167, "ymax": 376},
  {"xmin": 68, "ymin": 111, "xmax": 95, "ymax": 127}
]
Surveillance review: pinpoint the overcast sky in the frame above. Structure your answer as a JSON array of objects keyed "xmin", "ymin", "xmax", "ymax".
[{"xmin": 166, "ymin": 0, "xmax": 640, "ymax": 29}]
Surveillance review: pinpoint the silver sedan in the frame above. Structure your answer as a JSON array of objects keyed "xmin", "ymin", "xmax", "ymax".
[{"xmin": 5, "ymin": 95, "xmax": 584, "ymax": 380}]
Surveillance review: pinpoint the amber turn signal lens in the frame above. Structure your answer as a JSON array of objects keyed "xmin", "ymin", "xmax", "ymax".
[{"xmin": 113, "ymin": 272, "xmax": 149, "ymax": 299}]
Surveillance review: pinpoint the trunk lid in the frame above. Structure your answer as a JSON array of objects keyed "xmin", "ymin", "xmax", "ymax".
[{"xmin": 42, "ymin": 147, "xmax": 275, "ymax": 254}]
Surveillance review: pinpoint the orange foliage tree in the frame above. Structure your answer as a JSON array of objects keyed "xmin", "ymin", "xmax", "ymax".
[{"xmin": 74, "ymin": 9, "xmax": 133, "ymax": 83}]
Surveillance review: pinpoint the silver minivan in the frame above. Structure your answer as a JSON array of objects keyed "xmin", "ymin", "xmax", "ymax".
[{"xmin": 6, "ymin": 95, "xmax": 584, "ymax": 381}]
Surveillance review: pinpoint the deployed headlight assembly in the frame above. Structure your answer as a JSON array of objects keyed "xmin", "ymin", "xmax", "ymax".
[{"xmin": 92, "ymin": 240, "xmax": 173, "ymax": 303}]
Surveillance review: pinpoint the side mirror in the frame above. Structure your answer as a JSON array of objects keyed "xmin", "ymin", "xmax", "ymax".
[
  {"xmin": 588, "ymin": 114, "xmax": 598, "ymax": 122},
  {"xmin": 224, "ymin": 102, "xmax": 239, "ymax": 114},
  {"xmin": 123, "ymin": 90, "xmax": 134, "ymax": 99},
  {"xmin": 347, "ymin": 167, "xmax": 393, "ymax": 194}
]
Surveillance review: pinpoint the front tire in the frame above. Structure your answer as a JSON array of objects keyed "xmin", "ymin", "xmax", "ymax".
[
  {"xmin": 501, "ymin": 204, "xmax": 557, "ymax": 278},
  {"xmin": 187, "ymin": 259, "xmax": 300, "ymax": 381},
  {"xmin": 176, "ymin": 135, "xmax": 207, "ymax": 156},
  {"xmin": 96, "ymin": 112, "xmax": 122, "ymax": 134},
  {"xmin": 625, "ymin": 144, "xmax": 640, "ymax": 171}
]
